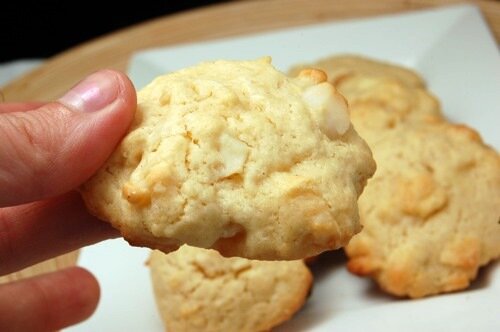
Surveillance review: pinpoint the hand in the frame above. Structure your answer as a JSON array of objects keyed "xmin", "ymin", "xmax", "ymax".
[{"xmin": 0, "ymin": 70, "xmax": 136, "ymax": 331}]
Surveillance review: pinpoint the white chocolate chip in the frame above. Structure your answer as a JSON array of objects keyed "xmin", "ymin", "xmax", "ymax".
[
  {"xmin": 302, "ymin": 82, "xmax": 351, "ymax": 138},
  {"xmin": 218, "ymin": 133, "xmax": 249, "ymax": 178}
]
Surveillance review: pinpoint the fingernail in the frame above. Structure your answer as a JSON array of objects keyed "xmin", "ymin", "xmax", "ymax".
[{"xmin": 59, "ymin": 71, "xmax": 119, "ymax": 112}]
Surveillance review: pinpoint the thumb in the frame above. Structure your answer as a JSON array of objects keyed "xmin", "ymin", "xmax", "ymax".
[{"xmin": 0, "ymin": 70, "xmax": 136, "ymax": 207}]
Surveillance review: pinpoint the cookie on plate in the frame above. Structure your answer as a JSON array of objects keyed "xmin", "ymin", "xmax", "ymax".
[
  {"xmin": 289, "ymin": 54, "xmax": 426, "ymax": 88},
  {"xmin": 149, "ymin": 245, "xmax": 312, "ymax": 332},
  {"xmin": 290, "ymin": 55, "xmax": 442, "ymax": 144},
  {"xmin": 336, "ymin": 75, "xmax": 441, "ymax": 144},
  {"xmin": 345, "ymin": 120, "xmax": 500, "ymax": 298},
  {"xmin": 81, "ymin": 58, "xmax": 375, "ymax": 260}
]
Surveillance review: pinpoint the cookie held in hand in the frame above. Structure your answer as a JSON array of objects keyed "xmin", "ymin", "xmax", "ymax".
[{"xmin": 81, "ymin": 58, "xmax": 375, "ymax": 260}]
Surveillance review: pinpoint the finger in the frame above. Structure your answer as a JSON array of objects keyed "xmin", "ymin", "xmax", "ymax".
[
  {"xmin": 0, "ymin": 102, "xmax": 45, "ymax": 113},
  {"xmin": 0, "ymin": 191, "xmax": 118, "ymax": 276},
  {"xmin": 0, "ymin": 69, "xmax": 136, "ymax": 207},
  {"xmin": 0, "ymin": 267, "xmax": 99, "ymax": 332}
]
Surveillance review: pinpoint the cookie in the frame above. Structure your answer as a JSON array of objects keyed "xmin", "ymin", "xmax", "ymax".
[
  {"xmin": 81, "ymin": 58, "xmax": 375, "ymax": 260},
  {"xmin": 290, "ymin": 55, "xmax": 442, "ymax": 144},
  {"xmin": 289, "ymin": 54, "xmax": 425, "ymax": 88},
  {"xmin": 336, "ymin": 75, "xmax": 441, "ymax": 144},
  {"xmin": 345, "ymin": 120, "xmax": 500, "ymax": 298},
  {"xmin": 149, "ymin": 245, "xmax": 312, "ymax": 332}
]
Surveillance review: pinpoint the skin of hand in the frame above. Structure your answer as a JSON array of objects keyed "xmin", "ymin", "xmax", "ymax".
[{"xmin": 0, "ymin": 70, "xmax": 136, "ymax": 332}]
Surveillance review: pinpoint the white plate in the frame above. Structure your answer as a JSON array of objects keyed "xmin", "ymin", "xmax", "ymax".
[{"xmin": 69, "ymin": 5, "xmax": 500, "ymax": 332}]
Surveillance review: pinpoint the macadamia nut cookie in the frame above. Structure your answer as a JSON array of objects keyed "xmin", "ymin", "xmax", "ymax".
[
  {"xmin": 289, "ymin": 55, "xmax": 426, "ymax": 89},
  {"xmin": 292, "ymin": 55, "xmax": 500, "ymax": 298},
  {"xmin": 81, "ymin": 58, "xmax": 375, "ymax": 260},
  {"xmin": 149, "ymin": 246, "xmax": 312, "ymax": 332},
  {"xmin": 346, "ymin": 121, "xmax": 500, "ymax": 298},
  {"xmin": 290, "ymin": 55, "xmax": 442, "ymax": 145}
]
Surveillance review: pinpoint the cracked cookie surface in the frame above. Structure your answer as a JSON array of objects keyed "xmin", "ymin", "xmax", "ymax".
[
  {"xmin": 80, "ymin": 58, "xmax": 375, "ymax": 260},
  {"xmin": 149, "ymin": 246, "xmax": 312, "ymax": 332}
]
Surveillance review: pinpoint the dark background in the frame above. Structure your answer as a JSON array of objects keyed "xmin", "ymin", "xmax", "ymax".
[{"xmin": 1, "ymin": 1, "xmax": 231, "ymax": 63}]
